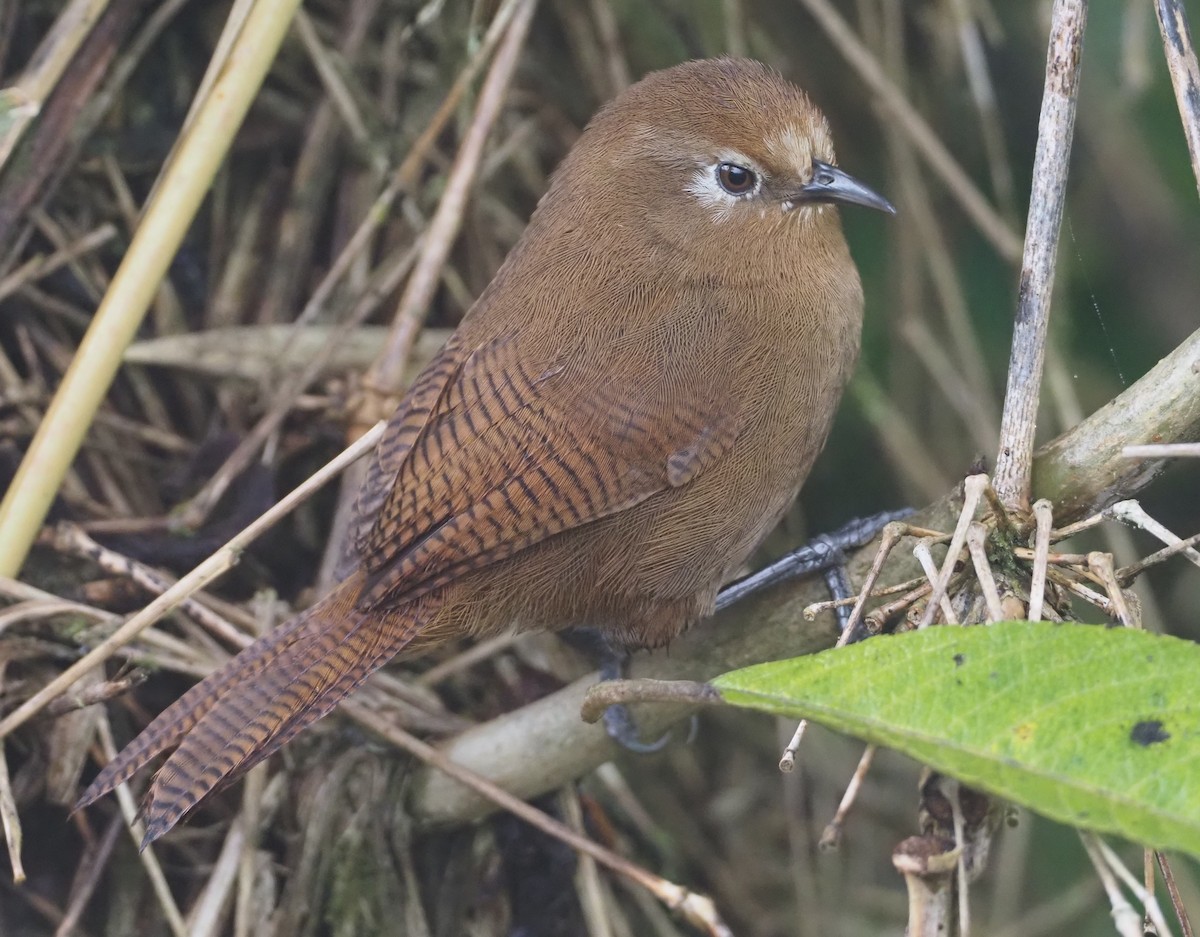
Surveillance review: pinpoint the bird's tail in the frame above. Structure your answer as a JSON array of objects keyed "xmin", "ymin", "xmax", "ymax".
[{"xmin": 75, "ymin": 572, "xmax": 439, "ymax": 847}]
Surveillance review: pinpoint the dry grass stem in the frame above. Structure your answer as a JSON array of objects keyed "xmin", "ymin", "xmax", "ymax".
[
  {"xmin": 0, "ymin": 727, "xmax": 22, "ymax": 882},
  {"xmin": 0, "ymin": 421, "xmax": 384, "ymax": 741},
  {"xmin": 0, "ymin": 0, "xmax": 114, "ymax": 170},
  {"xmin": 176, "ymin": 237, "xmax": 425, "ymax": 530},
  {"xmin": 561, "ymin": 785, "xmax": 616, "ymax": 937},
  {"xmin": 95, "ymin": 718, "xmax": 186, "ymax": 937},
  {"xmin": 366, "ymin": 0, "xmax": 538, "ymax": 396},
  {"xmin": 0, "ymin": 0, "xmax": 305, "ymax": 577},
  {"xmin": 0, "ymin": 224, "xmax": 115, "ymax": 303},
  {"xmin": 796, "ymin": 0, "xmax": 1022, "ymax": 262},
  {"xmin": 1154, "ymin": 0, "xmax": 1200, "ymax": 199}
]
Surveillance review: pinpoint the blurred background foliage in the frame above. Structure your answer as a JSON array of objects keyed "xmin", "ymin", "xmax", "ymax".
[{"xmin": 1, "ymin": 0, "xmax": 1198, "ymax": 934}]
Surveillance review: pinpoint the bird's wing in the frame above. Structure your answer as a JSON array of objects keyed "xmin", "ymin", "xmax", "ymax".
[{"xmin": 353, "ymin": 310, "xmax": 747, "ymax": 610}]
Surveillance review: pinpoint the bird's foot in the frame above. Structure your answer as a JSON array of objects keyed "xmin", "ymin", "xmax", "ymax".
[
  {"xmin": 562, "ymin": 627, "xmax": 676, "ymax": 753},
  {"xmin": 715, "ymin": 508, "xmax": 914, "ymax": 631}
]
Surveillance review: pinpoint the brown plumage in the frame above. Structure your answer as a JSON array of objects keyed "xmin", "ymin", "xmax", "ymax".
[{"xmin": 76, "ymin": 58, "xmax": 894, "ymax": 845}]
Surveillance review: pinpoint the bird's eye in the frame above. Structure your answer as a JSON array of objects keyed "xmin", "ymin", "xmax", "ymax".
[{"xmin": 716, "ymin": 162, "xmax": 757, "ymax": 196}]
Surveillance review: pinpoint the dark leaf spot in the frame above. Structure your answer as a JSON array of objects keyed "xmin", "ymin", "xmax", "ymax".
[
  {"xmin": 953, "ymin": 653, "xmax": 965, "ymax": 667},
  {"xmin": 1130, "ymin": 720, "xmax": 1170, "ymax": 747}
]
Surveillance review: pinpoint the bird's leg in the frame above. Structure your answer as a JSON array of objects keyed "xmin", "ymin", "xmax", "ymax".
[
  {"xmin": 561, "ymin": 627, "xmax": 676, "ymax": 753},
  {"xmin": 715, "ymin": 508, "xmax": 914, "ymax": 632},
  {"xmin": 573, "ymin": 510, "xmax": 910, "ymax": 753}
]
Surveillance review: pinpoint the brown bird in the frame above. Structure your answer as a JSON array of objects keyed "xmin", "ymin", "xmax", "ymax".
[{"xmin": 77, "ymin": 57, "xmax": 894, "ymax": 844}]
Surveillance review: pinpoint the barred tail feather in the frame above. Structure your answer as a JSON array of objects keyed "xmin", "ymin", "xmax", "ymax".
[
  {"xmin": 137, "ymin": 586, "xmax": 438, "ymax": 846},
  {"xmin": 73, "ymin": 586, "xmax": 346, "ymax": 813}
]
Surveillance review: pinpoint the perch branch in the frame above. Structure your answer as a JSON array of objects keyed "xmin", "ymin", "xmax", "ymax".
[{"xmin": 408, "ymin": 320, "xmax": 1200, "ymax": 825}]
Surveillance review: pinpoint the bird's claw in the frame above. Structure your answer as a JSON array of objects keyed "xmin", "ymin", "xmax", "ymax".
[{"xmin": 602, "ymin": 702, "xmax": 673, "ymax": 753}]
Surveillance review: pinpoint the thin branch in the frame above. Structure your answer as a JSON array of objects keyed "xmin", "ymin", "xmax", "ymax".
[{"xmin": 992, "ymin": 0, "xmax": 1088, "ymax": 511}]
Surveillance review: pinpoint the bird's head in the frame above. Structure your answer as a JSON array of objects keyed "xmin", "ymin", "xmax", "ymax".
[{"xmin": 555, "ymin": 58, "xmax": 894, "ymax": 265}]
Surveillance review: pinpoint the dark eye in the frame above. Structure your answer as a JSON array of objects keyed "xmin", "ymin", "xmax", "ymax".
[{"xmin": 716, "ymin": 162, "xmax": 757, "ymax": 195}]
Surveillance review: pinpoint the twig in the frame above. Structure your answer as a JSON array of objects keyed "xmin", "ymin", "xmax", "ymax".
[
  {"xmin": 1123, "ymin": 443, "xmax": 1200, "ymax": 458},
  {"xmin": 1080, "ymin": 833, "xmax": 1142, "ymax": 937},
  {"xmin": 940, "ymin": 778, "xmax": 972, "ymax": 937},
  {"xmin": 914, "ymin": 539, "xmax": 959, "ymax": 625},
  {"xmin": 965, "ymin": 523, "xmax": 1004, "ymax": 622},
  {"xmin": 1116, "ymin": 531, "xmax": 1200, "ymax": 584},
  {"xmin": 894, "ymin": 836, "xmax": 960, "ymax": 937},
  {"xmin": 802, "ymin": 574, "xmax": 928, "ymax": 619},
  {"xmin": 1028, "ymin": 499, "xmax": 1054, "ymax": 621},
  {"xmin": 46, "ymin": 524, "xmax": 251, "ymax": 649},
  {"xmin": 917, "ymin": 474, "xmax": 989, "ymax": 629},
  {"xmin": 1108, "ymin": 501, "xmax": 1200, "ymax": 569},
  {"xmin": 1154, "ymin": 0, "xmax": 1200, "ymax": 200},
  {"xmin": 992, "ymin": 0, "xmax": 1088, "ymax": 511},
  {"xmin": 1156, "ymin": 852, "xmax": 1196, "ymax": 937},
  {"xmin": 1087, "ymin": 552, "xmax": 1134, "ymax": 627},
  {"xmin": 1091, "ymin": 836, "xmax": 1172, "ymax": 936},
  {"xmin": 579, "ymin": 679, "xmax": 721, "ymax": 724},
  {"xmin": 819, "ymin": 745, "xmax": 876, "ymax": 850},
  {"xmin": 1043, "ymin": 565, "xmax": 1114, "ymax": 616}
]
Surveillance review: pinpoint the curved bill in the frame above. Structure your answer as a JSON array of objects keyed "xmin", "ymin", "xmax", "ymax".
[{"xmin": 795, "ymin": 159, "xmax": 896, "ymax": 215}]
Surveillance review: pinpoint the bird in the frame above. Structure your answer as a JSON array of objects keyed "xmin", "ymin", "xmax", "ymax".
[{"xmin": 76, "ymin": 57, "xmax": 894, "ymax": 846}]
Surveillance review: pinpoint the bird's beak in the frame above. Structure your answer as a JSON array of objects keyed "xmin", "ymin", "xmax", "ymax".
[{"xmin": 793, "ymin": 160, "xmax": 896, "ymax": 215}]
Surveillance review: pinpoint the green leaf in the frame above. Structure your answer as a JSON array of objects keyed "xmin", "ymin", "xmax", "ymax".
[{"xmin": 713, "ymin": 621, "xmax": 1200, "ymax": 857}]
